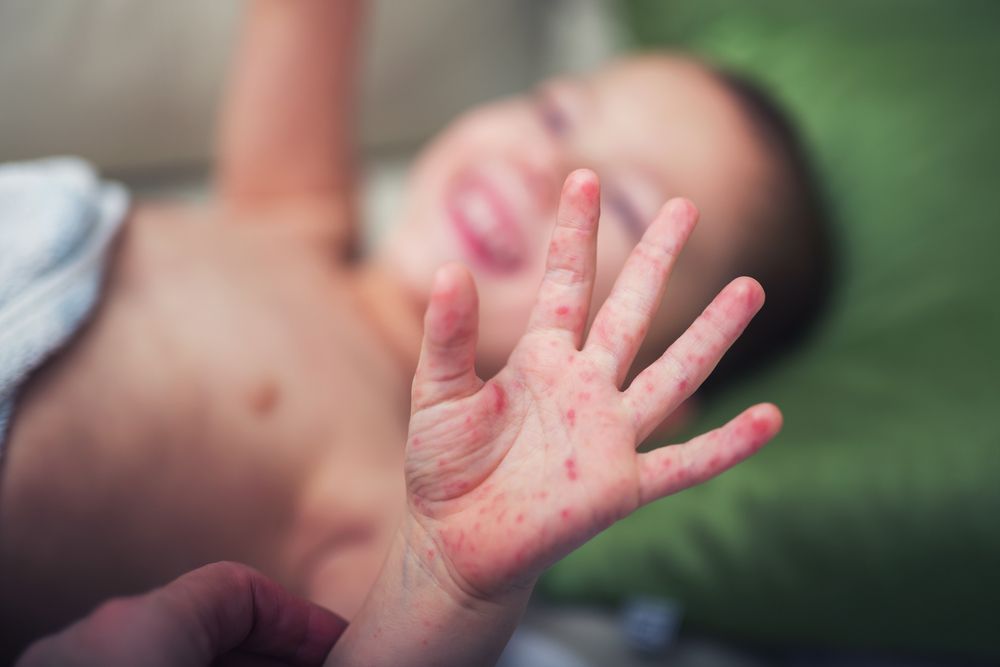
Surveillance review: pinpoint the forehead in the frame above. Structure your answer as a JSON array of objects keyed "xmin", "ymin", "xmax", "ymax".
[
  {"xmin": 579, "ymin": 55, "xmax": 769, "ymax": 227},
  {"xmin": 587, "ymin": 55, "xmax": 762, "ymax": 181}
]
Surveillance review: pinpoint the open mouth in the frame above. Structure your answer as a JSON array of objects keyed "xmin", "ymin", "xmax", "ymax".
[{"xmin": 444, "ymin": 169, "xmax": 528, "ymax": 273}]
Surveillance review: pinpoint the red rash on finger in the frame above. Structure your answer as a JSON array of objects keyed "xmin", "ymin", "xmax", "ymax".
[
  {"xmin": 580, "ymin": 179, "xmax": 600, "ymax": 202},
  {"xmin": 560, "ymin": 507, "xmax": 573, "ymax": 520},
  {"xmin": 593, "ymin": 320, "xmax": 612, "ymax": 342},
  {"xmin": 578, "ymin": 391, "xmax": 591, "ymax": 401},
  {"xmin": 491, "ymin": 384, "xmax": 507, "ymax": 414},
  {"xmin": 564, "ymin": 457, "xmax": 579, "ymax": 481},
  {"xmin": 411, "ymin": 437, "xmax": 421, "ymax": 448},
  {"xmin": 555, "ymin": 305, "xmax": 570, "ymax": 316},
  {"xmin": 565, "ymin": 409, "xmax": 576, "ymax": 427},
  {"xmin": 516, "ymin": 513, "xmax": 525, "ymax": 523}
]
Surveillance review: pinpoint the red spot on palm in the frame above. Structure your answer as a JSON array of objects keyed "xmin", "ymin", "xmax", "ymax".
[
  {"xmin": 564, "ymin": 457, "xmax": 579, "ymax": 481},
  {"xmin": 516, "ymin": 513, "xmax": 525, "ymax": 524},
  {"xmin": 491, "ymin": 383, "xmax": 507, "ymax": 414},
  {"xmin": 565, "ymin": 408, "xmax": 576, "ymax": 427}
]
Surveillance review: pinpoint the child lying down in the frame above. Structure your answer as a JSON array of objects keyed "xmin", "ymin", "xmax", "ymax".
[
  {"xmin": 12, "ymin": 170, "xmax": 782, "ymax": 666},
  {"xmin": 0, "ymin": 0, "xmax": 830, "ymax": 660}
]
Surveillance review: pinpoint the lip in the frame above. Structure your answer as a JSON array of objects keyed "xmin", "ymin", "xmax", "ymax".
[{"xmin": 444, "ymin": 168, "xmax": 528, "ymax": 273}]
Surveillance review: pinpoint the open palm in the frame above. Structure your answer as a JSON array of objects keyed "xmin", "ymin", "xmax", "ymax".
[{"xmin": 404, "ymin": 170, "xmax": 782, "ymax": 601}]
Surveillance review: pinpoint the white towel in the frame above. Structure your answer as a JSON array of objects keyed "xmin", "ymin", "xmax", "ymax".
[{"xmin": 0, "ymin": 157, "xmax": 128, "ymax": 452}]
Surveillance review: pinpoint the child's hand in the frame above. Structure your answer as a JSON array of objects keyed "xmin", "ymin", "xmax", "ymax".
[{"xmin": 404, "ymin": 169, "xmax": 782, "ymax": 602}]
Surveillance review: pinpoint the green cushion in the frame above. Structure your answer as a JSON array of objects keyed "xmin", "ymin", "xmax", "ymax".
[{"xmin": 540, "ymin": 0, "xmax": 1000, "ymax": 659}]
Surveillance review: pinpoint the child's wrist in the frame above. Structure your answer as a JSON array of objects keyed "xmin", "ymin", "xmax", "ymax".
[
  {"xmin": 397, "ymin": 509, "xmax": 537, "ymax": 612},
  {"xmin": 325, "ymin": 514, "xmax": 532, "ymax": 665}
]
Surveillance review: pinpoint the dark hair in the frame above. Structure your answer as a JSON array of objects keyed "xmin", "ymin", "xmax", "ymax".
[{"xmin": 699, "ymin": 68, "xmax": 837, "ymax": 395}]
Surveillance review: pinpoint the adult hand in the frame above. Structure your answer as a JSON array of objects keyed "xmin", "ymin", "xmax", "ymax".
[{"xmin": 16, "ymin": 562, "xmax": 347, "ymax": 667}]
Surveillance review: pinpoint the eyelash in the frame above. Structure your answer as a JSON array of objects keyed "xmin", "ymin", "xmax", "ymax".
[
  {"xmin": 536, "ymin": 94, "xmax": 570, "ymax": 137},
  {"xmin": 605, "ymin": 188, "xmax": 646, "ymax": 239}
]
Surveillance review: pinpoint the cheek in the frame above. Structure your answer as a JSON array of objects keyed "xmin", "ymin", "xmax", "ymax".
[
  {"xmin": 473, "ymin": 264, "xmax": 545, "ymax": 372},
  {"xmin": 591, "ymin": 221, "xmax": 635, "ymax": 311}
]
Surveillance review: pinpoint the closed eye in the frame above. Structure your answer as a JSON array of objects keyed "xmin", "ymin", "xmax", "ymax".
[
  {"xmin": 604, "ymin": 187, "xmax": 647, "ymax": 240},
  {"xmin": 534, "ymin": 89, "xmax": 571, "ymax": 137}
]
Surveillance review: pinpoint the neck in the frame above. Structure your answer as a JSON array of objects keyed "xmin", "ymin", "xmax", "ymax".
[{"xmin": 350, "ymin": 260, "xmax": 424, "ymax": 382}]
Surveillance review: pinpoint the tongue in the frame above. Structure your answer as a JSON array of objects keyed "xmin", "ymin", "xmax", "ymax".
[{"xmin": 456, "ymin": 187, "xmax": 521, "ymax": 267}]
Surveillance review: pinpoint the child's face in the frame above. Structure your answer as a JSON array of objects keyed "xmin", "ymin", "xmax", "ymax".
[{"xmin": 382, "ymin": 55, "xmax": 773, "ymax": 375}]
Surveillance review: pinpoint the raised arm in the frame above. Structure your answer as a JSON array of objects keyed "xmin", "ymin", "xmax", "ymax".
[
  {"xmin": 215, "ymin": 0, "xmax": 364, "ymax": 237},
  {"xmin": 324, "ymin": 170, "xmax": 783, "ymax": 666}
]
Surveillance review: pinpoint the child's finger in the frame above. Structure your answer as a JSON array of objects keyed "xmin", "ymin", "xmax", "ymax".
[
  {"xmin": 412, "ymin": 263, "xmax": 482, "ymax": 412},
  {"xmin": 625, "ymin": 277, "xmax": 764, "ymax": 441},
  {"xmin": 636, "ymin": 403, "xmax": 782, "ymax": 505},
  {"xmin": 584, "ymin": 198, "xmax": 698, "ymax": 385},
  {"xmin": 525, "ymin": 169, "xmax": 601, "ymax": 348}
]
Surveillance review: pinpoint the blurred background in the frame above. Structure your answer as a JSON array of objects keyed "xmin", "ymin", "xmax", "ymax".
[{"xmin": 2, "ymin": 1, "xmax": 998, "ymax": 666}]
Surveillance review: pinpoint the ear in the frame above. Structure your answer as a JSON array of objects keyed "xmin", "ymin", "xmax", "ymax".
[{"xmin": 640, "ymin": 395, "xmax": 700, "ymax": 448}]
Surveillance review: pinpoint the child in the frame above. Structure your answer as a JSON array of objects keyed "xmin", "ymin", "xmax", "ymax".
[
  {"xmin": 0, "ymin": 0, "xmax": 827, "ymax": 656},
  {"xmin": 15, "ymin": 172, "xmax": 784, "ymax": 667}
]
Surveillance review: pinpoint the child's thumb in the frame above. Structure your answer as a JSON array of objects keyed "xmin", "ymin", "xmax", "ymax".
[{"xmin": 411, "ymin": 263, "xmax": 482, "ymax": 412}]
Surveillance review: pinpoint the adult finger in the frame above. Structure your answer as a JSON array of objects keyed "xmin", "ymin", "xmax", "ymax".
[
  {"xmin": 150, "ymin": 562, "xmax": 346, "ymax": 666},
  {"xmin": 16, "ymin": 562, "xmax": 346, "ymax": 667}
]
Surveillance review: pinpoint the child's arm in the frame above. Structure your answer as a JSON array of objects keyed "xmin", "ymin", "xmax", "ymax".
[
  {"xmin": 215, "ymin": 0, "xmax": 363, "ymax": 238},
  {"xmin": 325, "ymin": 170, "xmax": 783, "ymax": 665}
]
